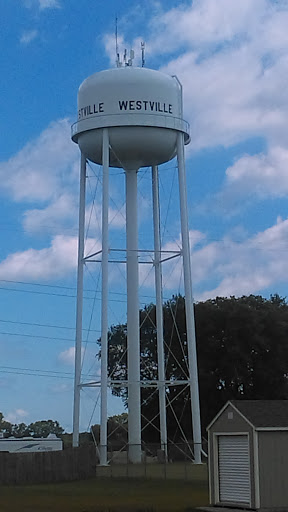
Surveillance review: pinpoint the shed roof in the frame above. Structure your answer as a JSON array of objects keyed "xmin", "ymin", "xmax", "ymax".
[
  {"xmin": 230, "ymin": 400, "xmax": 288, "ymax": 428},
  {"xmin": 207, "ymin": 400, "xmax": 288, "ymax": 431}
]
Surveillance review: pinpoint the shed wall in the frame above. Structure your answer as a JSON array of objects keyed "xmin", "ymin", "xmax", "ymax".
[
  {"xmin": 258, "ymin": 431, "xmax": 288, "ymax": 509},
  {"xmin": 208, "ymin": 404, "xmax": 255, "ymax": 508}
]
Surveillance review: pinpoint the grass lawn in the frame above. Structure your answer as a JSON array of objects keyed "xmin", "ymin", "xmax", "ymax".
[{"xmin": 0, "ymin": 477, "xmax": 209, "ymax": 512}]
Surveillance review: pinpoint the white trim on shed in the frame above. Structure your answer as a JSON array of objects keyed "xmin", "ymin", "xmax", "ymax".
[
  {"xmin": 207, "ymin": 401, "xmax": 255, "ymax": 431},
  {"xmin": 253, "ymin": 429, "xmax": 260, "ymax": 509}
]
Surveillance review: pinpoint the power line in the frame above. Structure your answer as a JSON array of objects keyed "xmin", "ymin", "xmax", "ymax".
[
  {"xmin": 0, "ymin": 365, "xmax": 74, "ymax": 375},
  {"xmin": 0, "ymin": 286, "xmax": 77, "ymax": 299},
  {"xmin": 0, "ymin": 331, "xmax": 97, "ymax": 344},
  {"xmin": 0, "ymin": 279, "xmax": 161, "ymax": 301},
  {"xmin": 0, "ymin": 279, "xmax": 78, "ymax": 291},
  {"xmin": 0, "ymin": 282, "xmax": 159, "ymax": 304},
  {"xmin": 0, "ymin": 285, "xmax": 126, "ymax": 303},
  {"xmin": 0, "ymin": 318, "xmax": 100, "ymax": 333},
  {"xmin": 0, "ymin": 365, "xmax": 97, "ymax": 380},
  {"xmin": 0, "ymin": 369, "xmax": 75, "ymax": 380}
]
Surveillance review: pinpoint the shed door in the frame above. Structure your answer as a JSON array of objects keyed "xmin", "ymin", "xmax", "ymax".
[{"xmin": 218, "ymin": 434, "xmax": 251, "ymax": 505}]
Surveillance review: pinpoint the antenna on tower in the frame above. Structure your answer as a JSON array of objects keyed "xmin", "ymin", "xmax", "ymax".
[
  {"xmin": 141, "ymin": 42, "xmax": 145, "ymax": 67},
  {"xmin": 128, "ymin": 49, "xmax": 134, "ymax": 67},
  {"xmin": 115, "ymin": 17, "xmax": 121, "ymax": 68}
]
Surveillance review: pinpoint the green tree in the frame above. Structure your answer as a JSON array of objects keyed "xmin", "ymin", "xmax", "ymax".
[
  {"xmin": 28, "ymin": 420, "xmax": 64, "ymax": 438},
  {"xmin": 12, "ymin": 422, "xmax": 31, "ymax": 438},
  {"xmin": 91, "ymin": 414, "xmax": 128, "ymax": 451},
  {"xmin": 196, "ymin": 294, "xmax": 288, "ymax": 427},
  {"xmin": 107, "ymin": 414, "xmax": 128, "ymax": 447},
  {"xmin": 103, "ymin": 295, "xmax": 195, "ymax": 442},
  {"xmin": 103, "ymin": 294, "xmax": 288, "ymax": 441},
  {"xmin": 0, "ymin": 413, "xmax": 12, "ymax": 436},
  {"xmin": 109, "ymin": 413, "xmax": 128, "ymax": 426}
]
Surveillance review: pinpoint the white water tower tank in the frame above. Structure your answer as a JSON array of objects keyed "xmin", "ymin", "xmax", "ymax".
[
  {"xmin": 71, "ymin": 67, "xmax": 190, "ymax": 170},
  {"xmin": 71, "ymin": 64, "xmax": 203, "ymax": 467}
]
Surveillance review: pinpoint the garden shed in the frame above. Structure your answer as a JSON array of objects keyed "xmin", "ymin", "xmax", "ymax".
[{"xmin": 207, "ymin": 400, "xmax": 288, "ymax": 510}]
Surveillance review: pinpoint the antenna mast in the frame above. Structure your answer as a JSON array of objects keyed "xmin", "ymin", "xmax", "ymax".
[
  {"xmin": 141, "ymin": 42, "xmax": 145, "ymax": 67},
  {"xmin": 115, "ymin": 17, "xmax": 121, "ymax": 68}
]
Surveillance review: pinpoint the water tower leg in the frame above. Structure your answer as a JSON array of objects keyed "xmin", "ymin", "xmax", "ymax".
[
  {"xmin": 176, "ymin": 133, "xmax": 202, "ymax": 464},
  {"xmin": 125, "ymin": 169, "xmax": 142, "ymax": 464},
  {"xmin": 100, "ymin": 128, "xmax": 109, "ymax": 465},
  {"xmin": 152, "ymin": 165, "xmax": 168, "ymax": 461},
  {"xmin": 73, "ymin": 152, "xmax": 86, "ymax": 448}
]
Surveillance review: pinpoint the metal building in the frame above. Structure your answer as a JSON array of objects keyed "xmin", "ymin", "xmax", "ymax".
[
  {"xmin": 207, "ymin": 400, "xmax": 288, "ymax": 510},
  {"xmin": 0, "ymin": 434, "xmax": 63, "ymax": 453}
]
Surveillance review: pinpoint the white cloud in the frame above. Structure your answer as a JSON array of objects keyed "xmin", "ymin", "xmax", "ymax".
[
  {"xmin": 158, "ymin": 0, "xmax": 273, "ymax": 51},
  {"xmin": 103, "ymin": 33, "xmax": 127, "ymax": 67},
  {"xmin": 58, "ymin": 347, "xmax": 78, "ymax": 366},
  {"xmin": 5, "ymin": 409, "xmax": 29, "ymax": 423},
  {"xmin": 115, "ymin": 0, "xmax": 288, "ymax": 209},
  {"xmin": 206, "ymin": 145, "xmax": 288, "ymax": 213},
  {"xmin": 161, "ymin": 46, "xmax": 270, "ymax": 151},
  {"xmin": 22, "ymin": 0, "xmax": 60, "ymax": 9},
  {"xmin": 4, "ymin": 0, "xmax": 288, "ymax": 304},
  {"xmin": 58, "ymin": 347, "xmax": 91, "ymax": 368},
  {"xmin": 22, "ymin": 195, "xmax": 126, "ymax": 236},
  {"xmin": 0, "ymin": 118, "xmax": 126, "ymax": 238},
  {"xmin": 0, "ymin": 211, "xmax": 285, "ymax": 368},
  {"xmin": 0, "ymin": 115, "xmax": 127, "ymax": 283},
  {"xmin": 38, "ymin": 0, "xmax": 59, "ymax": 9},
  {"xmin": 23, "ymin": 194, "xmax": 78, "ymax": 234},
  {"xmin": 163, "ymin": 2, "xmax": 288, "ymax": 151},
  {"xmin": 104, "ymin": 1, "xmax": 288, "ymax": 152},
  {"xmin": 20, "ymin": 29, "xmax": 38, "ymax": 45},
  {"xmin": 88, "ymin": 203, "xmax": 126, "ymax": 233},
  {"xmin": 138, "ymin": 229, "xmax": 205, "ymax": 290},
  {"xmin": 50, "ymin": 383, "xmax": 72, "ymax": 393},
  {"xmin": 0, "ymin": 119, "xmax": 78, "ymax": 202},
  {"xmin": 138, "ymin": 218, "xmax": 288, "ymax": 301},
  {"xmin": 225, "ymin": 146, "xmax": 288, "ymax": 198},
  {"xmin": 0, "ymin": 235, "xmax": 100, "ymax": 281},
  {"xmin": 194, "ymin": 218, "xmax": 288, "ymax": 300}
]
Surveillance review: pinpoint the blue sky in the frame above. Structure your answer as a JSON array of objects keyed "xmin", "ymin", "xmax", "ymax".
[{"xmin": 1, "ymin": 0, "xmax": 288, "ymax": 432}]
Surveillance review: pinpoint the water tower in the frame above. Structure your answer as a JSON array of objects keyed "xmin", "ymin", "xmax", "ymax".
[{"xmin": 71, "ymin": 62, "xmax": 202, "ymax": 465}]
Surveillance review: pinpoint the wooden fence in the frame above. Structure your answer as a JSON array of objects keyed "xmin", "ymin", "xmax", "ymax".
[
  {"xmin": 0, "ymin": 446, "xmax": 208, "ymax": 486},
  {"xmin": 0, "ymin": 445, "xmax": 98, "ymax": 485}
]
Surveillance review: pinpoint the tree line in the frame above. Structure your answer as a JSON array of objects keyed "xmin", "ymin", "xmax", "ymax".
[
  {"xmin": 103, "ymin": 294, "xmax": 288, "ymax": 443},
  {"xmin": 2, "ymin": 294, "xmax": 287, "ymax": 446},
  {"xmin": 0, "ymin": 415, "xmax": 64, "ymax": 438}
]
